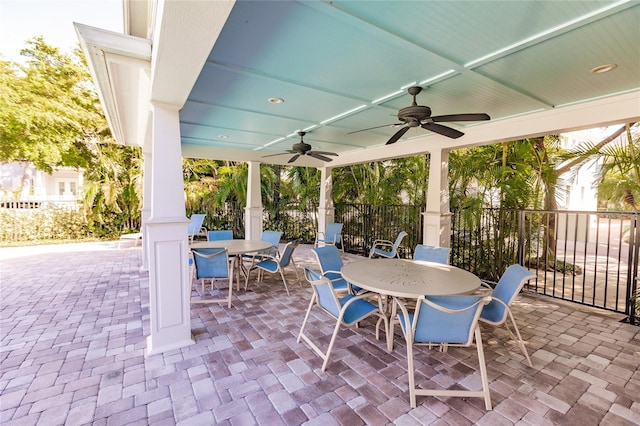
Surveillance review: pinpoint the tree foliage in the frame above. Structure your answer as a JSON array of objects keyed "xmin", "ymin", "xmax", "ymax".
[
  {"xmin": 82, "ymin": 143, "xmax": 142, "ymax": 235},
  {"xmin": 1, "ymin": 37, "xmax": 145, "ymax": 238},
  {"xmin": 332, "ymin": 156, "xmax": 428, "ymax": 206},
  {"xmin": 0, "ymin": 37, "xmax": 110, "ymax": 172}
]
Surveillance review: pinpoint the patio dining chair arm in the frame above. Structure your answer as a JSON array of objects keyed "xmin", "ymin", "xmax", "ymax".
[
  {"xmin": 371, "ymin": 239, "xmax": 394, "ymax": 248},
  {"xmin": 474, "ymin": 281, "xmax": 494, "ymax": 294},
  {"xmin": 320, "ymin": 269, "xmax": 358, "ymax": 294},
  {"xmin": 245, "ymin": 251, "xmax": 278, "ymax": 267}
]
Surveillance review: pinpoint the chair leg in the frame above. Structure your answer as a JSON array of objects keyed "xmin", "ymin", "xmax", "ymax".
[
  {"xmin": 374, "ymin": 313, "xmax": 388, "ymax": 342},
  {"xmin": 235, "ymin": 257, "xmax": 242, "ymax": 291},
  {"xmin": 289, "ymin": 259, "xmax": 301, "ymax": 285},
  {"xmin": 278, "ymin": 269, "xmax": 290, "ymax": 296},
  {"xmin": 321, "ymin": 318, "xmax": 343, "ymax": 372},
  {"xmin": 506, "ymin": 308, "xmax": 533, "ymax": 367},
  {"xmin": 406, "ymin": 332, "xmax": 417, "ymax": 408},
  {"xmin": 244, "ymin": 266, "xmax": 253, "ymax": 291},
  {"xmin": 227, "ymin": 276, "xmax": 233, "ymax": 309},
  {"xmin": 475, "ymin": 327, "xmax": 492, "ymax": 410},
  {"xmin": 297, "ymin": 293, "xmax": 317, "ymax": 343}
]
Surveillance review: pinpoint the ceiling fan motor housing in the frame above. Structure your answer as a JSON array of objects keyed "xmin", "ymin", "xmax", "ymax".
[
  {"xmin": 292, "ymin": 141, "xmax": 312, "ymax": 154},
  {"xmin": 398, "ymin": 105, "xmax": 431, "ymax": 126}
]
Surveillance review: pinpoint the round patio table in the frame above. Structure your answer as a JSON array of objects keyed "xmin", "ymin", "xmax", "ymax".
[{"xmin": 341, "ymin": 258, "xmax": 481, "ymax": 350}]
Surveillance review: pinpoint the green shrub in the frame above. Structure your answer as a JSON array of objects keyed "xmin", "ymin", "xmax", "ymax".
[{"xmin": 0, "ymin": 207, "xmax": 92, "ymax": 243}]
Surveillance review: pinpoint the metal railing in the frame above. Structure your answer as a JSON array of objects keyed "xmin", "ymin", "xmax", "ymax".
[
  {"xmin": 8, "ymin": 198, "xmax": 633, "ymax": 323},
  {"xmin": 336, "ymin": 203, "xmax": 423, "ymax": 258},
  {"xmin": 451, "ymin": 208, "xmax": 639, "ymax": 324},
  {"xmin": 521, "ymin": 210, "xmax": 638, "ymax": 324},
  {"xmin": 204, "ymin": 203, "xmax": 637, "ymax": 324}
]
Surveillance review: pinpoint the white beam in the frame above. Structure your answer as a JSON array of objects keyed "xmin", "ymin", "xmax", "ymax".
[{"xmin": 150, "ymin": 0, "xmax": 234, "ymax": 106}]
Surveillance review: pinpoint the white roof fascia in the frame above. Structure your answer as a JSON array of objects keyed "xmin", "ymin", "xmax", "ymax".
[{"xmin": 75, "ymin": 23, "xmax": 152, "ymax": 147}]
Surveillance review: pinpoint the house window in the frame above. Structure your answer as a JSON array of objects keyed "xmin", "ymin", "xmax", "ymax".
[{"xmin": 56, "ymin": 179, "xmax": 78, "ymax": 198}]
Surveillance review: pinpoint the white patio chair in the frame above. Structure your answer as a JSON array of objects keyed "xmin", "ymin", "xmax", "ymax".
[
  {"xmin": 244, "ymin": 239, "xmax": 300, "ymax": 295},
  {"xmin": 187, "ymin": 214, "xmax": 207, "ymax": 242},
  {"xmin": 314, "ymin": 223, "xmax": 344, "ymax": 252},
  {"xmin": 396, "ymin": 294, "xmax": 492, "ymax": 409},
  {"xmin": 190, "ymin": 247, "xmax": 233, "ymax": 308},
  {"xmin": 369, "ymin": 231, "xmax": 408, "ymax": 258},
  {"xmin": 478, "ymin": 264, "xmax": 535, "ymax": 367},
  {"xmin": 413, "ymin": 244, "xmax": 451, "ymax": 264},
  {"xmin": 297, "ymin": 267, "xmax": 387, "ymax": 371}
]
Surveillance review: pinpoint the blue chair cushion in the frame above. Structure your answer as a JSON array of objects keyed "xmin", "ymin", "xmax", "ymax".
[
  {"xmin": 479, "ymin": 300, "xmax": 503, "ymax": 323},
  {"xmin": 256, "ymin": 258, "xmax": 278, "ymax": 273},
  {"xmin": 400, "ymin": 295, "xmax": 485, "ymax": 344},
  {"xmin": 192, "ymin": 248, "xmax": 229, "ymax": 279},
  {"xmin": 339, "ymin": 294, "xmax": 379, "ymax": 325}
]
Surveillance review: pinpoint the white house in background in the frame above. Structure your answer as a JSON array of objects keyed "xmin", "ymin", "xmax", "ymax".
[
  {"xmin": 0, "ymin": 162, "xmax": 84, "ymax": 206},
  {"xmin": 558, "ymin": 128, "xmax": 604, "ymax": 211},
  {"xmin": 559, "ymin": 125, "xmax": 632, "ymax": 211}
]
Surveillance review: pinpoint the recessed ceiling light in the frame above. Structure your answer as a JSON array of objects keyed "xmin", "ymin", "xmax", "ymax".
[
  {"xmin": 268, "ymin": 97, "xmax": 284, "ymax": 104},
  {"xmin": 218, "ymin": 134, "xmax": 228, "ymax": 139},
  {"xmin": 589, "ymin": 64, "xmax": 617, "ymax": 74}
]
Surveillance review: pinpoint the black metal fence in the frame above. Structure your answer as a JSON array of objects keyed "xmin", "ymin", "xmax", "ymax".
[
  {"xmin": 6, "ymin": 199, "xmax": 636, "ymax": 322},
  {"xmin": 260, "ymin": 202, "xmax": 424, "ymax": 257},
  {"xmin": 179, "ymin": 203, "xmax": 640, "ymax": 324},
  {"xmin": 451, "ymin": 208, "xmax": 639, "ymax": 324},
  {"xmin": 521, "ymin": 210, "xmax": 638, "ymax": 324},
  {"xmin": 336, "ymin": 203, "xmax": 423, "ymax": 258}
]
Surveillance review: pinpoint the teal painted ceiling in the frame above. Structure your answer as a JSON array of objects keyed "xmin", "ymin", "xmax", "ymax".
[{"xmin": 181, "ymin": 0, "xmax": 640, "ymax": 162}]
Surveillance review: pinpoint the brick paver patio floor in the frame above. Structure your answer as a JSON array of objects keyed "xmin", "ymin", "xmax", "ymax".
[{"xmin": 1, "ymin": 242, "xmax": 638, "ymax": 425}]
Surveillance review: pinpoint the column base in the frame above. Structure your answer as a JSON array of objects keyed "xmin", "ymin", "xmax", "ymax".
[{"xmin": 145, "ymin": 335, "xmax": 195, "ymax": 356}]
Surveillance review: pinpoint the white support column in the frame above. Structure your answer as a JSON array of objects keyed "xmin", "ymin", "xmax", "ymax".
[
  {"xmin": 423, "ymin": 149, "xmax": 452, "ymax": 247},
  {"xmin": 145, "ymin": 101, "xmax": 193, "ymax": 355},
  {"xmin": 140, "ymin": 136, "xmax": 152, "ymax": 272},
  {"xmin": 245, "ymin": 161, "xmax": 263, "ymax": 240},
  {"xmin": 317, "ymin": 166, "xmax": 334, "ymax": 235}
]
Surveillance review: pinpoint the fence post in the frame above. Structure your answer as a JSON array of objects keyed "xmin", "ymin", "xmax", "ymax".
[
  {"xmin": 517, "ymin": 210, "xmax": 526, "ymax": 265},
  {"xmin": 626, "ymin": 214, "xmax": 639, "ymax": 325}
]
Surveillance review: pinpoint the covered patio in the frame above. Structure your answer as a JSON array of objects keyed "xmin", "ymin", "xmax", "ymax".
[
  {"xmin": 1, "ymin": 243, "xmax": 638, "ymax": 425},
  {"xmin": 73, "ymin": 0, "xmax": 640, "ymax": 356}
]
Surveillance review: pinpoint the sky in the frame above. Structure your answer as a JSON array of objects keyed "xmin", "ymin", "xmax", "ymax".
[{"xmin": 0, "ymin": 0, "xmax": 123, "ymax": 62}]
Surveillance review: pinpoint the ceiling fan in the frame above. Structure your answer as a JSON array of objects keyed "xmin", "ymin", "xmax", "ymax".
[
  {"xmin": 262, "ymin": 131, "xmax": 338, "ymax": 163},
  {"xmin": 351, "ymin": 86, "xmax": 490, "ymax": 144}
]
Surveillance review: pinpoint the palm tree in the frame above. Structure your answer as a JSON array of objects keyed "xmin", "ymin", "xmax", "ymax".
[
  {"xmin": 591, "ymin": 124, "xmax": 639, "ymax": 211},
  {"xmin": 83, "ymin": 143, "xmax": 142, "ymax": 235}
]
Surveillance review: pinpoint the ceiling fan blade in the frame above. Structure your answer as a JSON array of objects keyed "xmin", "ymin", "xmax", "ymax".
[
  {"xmin": 262, "ymin": 152, "xmax": 288, "ymax": 158},
  {"xmin": 262, "ymin": 149, "xmax": 298, "ymax": 159},
  {"xmin": 422, "ymin": 122, "xmax": 464, "ymax": 139},
  {"xmin": 311, "ymin": 150, "xmax": 338, "ymax": 156},
  {"xmin": 308, "ymin": 152, "xmax": 334, "ymax": 162},
  {"xmin": 348, "ymin": 123, "xmax": 404, "ymax": 134},
  {"xmin": 385, "ymin": 126, "xmax": 410, "ymax": 145},
  {"xmin": 287, "ymin": 154, "xmax": 301, "ymax": 163},
  {"xmin": 431, "ymin": 113, "xmax": 490, "ymax": 122}
]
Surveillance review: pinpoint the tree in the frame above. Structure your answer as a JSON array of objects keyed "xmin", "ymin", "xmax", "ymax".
[
  {"xmin": 332, "ymin": 158, "xmax": 426, "ymax": 206},
  {"xmin": 0, "ymin": 37, "xmax": 109, "ymax": 179},
  {"xmin": 565, "ymin": 123, "xmax": 639, "ymax": 211},
  {"xmin": 83, "ymin": 143, "xmax": 142, "ymax": 235}
]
